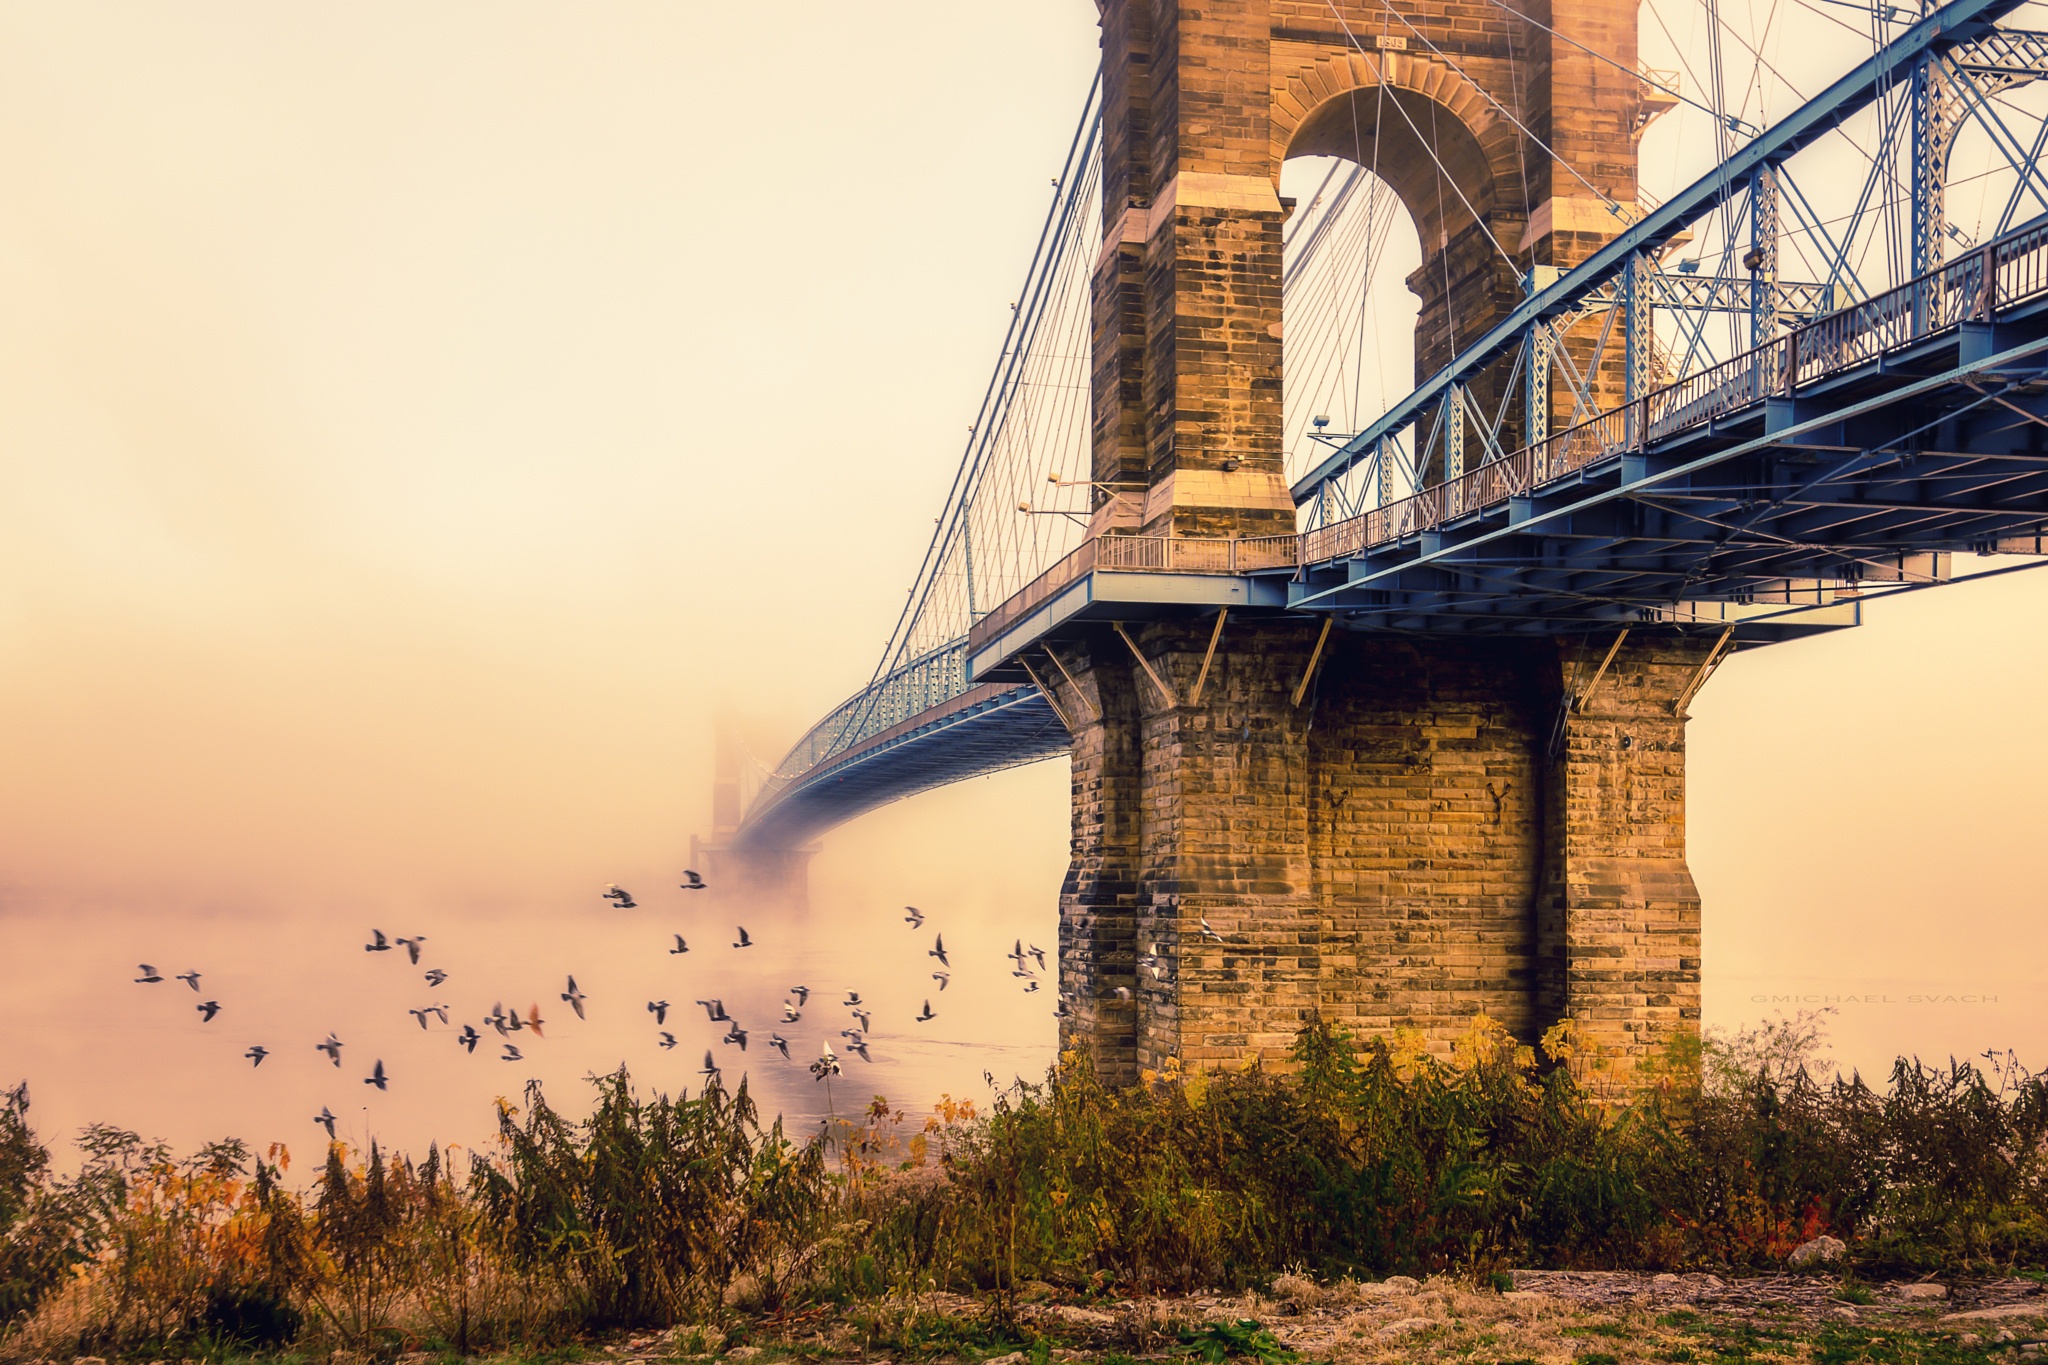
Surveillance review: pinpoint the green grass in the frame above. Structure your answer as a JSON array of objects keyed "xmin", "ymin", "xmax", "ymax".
[{"xmin": 1173, "ymin": 1320, "xmax": 1298, "ymax": 1365}]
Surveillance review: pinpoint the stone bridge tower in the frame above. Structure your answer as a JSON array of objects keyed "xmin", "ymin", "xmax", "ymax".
[{"xmin": 1060, "ymin": 0, "xmax": 1711, "ymax": 1091}]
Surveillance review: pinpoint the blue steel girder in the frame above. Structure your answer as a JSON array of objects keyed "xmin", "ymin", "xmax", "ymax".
[
  {"xmin": 1292, "ymin": 0, "xmax": 2034, "ymax": 504},
  {"xmin": 1288, "ymin": 331, "xmax": 2048, "ymax": 630},
  {"xmin": 735, "ymin": 683, "xmax": 1068, "ymax": 851}
]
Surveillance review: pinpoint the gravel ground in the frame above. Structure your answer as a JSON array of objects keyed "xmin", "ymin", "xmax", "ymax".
[{"xmin": 730, "ymin": 1270, "xmax": 2048, "ymax": 1364}]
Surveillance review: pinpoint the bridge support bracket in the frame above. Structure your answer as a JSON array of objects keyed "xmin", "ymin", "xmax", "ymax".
[
  {"xmin": 1189, "ymin": 609, "xmax": 1228, "ymax": 707},
  {"xmin": 1573, "ymin": 629, "xmax": 1631, "ymax": 711},
  {"xmin": 1019, "ymin": 657, "xmax": 1075, "ymax": 732},
  {"xmin": 1290, "ymin": 618, "xmax": 1336, "ymax": 708},
  {"xmin": 1113, "ymin": 621, "xmax": 1181, "ymax": 708},
  {"xmin": 1670, "ymin": 626, "xmax": 1736, "ymax": 715},
  {"xmin": 1042, "ymin": 645, "xmax": 1098, "ymax": 722}
]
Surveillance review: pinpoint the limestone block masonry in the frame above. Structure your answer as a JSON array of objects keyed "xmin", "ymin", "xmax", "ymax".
[
  {"xmin": 1052, "ymin": 622, "xmax": 1713, "ymax": 1091},
  {"xmin": 1061, "ymin": 2, "xmax": 1693, "ymax": 1086},
  {"xmin": 1090, "ymin": 0, "xmax": 1652, "ymax": 522},
  {"xmin": 1062, "ymin": 2, "xmax": 1708, "ymax": 1087}
]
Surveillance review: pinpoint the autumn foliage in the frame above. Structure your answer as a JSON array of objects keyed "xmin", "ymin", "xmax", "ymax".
[{"xmin": 2, "ymin": 1023, "xmax": 2045, "ymax": 1357}]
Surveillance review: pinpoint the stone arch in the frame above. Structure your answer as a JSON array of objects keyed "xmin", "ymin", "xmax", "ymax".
[
  {"xmin": 1270, "ymin": 51, "xmax": 1527, "ymax": 255},
  {"xmin": 1271, "ymin": 51, "xmax": 1535, "ymax": 401}
]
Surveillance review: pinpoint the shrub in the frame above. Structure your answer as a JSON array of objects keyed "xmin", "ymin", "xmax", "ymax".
[{"xmin": 3, "ymin": 1021, "xmax": 2045, "ymax": 1356}]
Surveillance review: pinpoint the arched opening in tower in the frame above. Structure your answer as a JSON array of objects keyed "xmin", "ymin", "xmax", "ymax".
[{"xmin": 1278, "ymin": 154, "xmax": 1423, "ymax": 505}]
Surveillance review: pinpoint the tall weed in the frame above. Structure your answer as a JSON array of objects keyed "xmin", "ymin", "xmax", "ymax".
[{"xmin": 3, "ymin": 1022, "xmax": 2045, "ymax": 1356}]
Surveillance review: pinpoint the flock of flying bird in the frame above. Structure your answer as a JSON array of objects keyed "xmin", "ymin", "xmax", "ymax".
[{"xmin": 130, "ymin": 868, "xmax": 1076, "ymax": 1141}]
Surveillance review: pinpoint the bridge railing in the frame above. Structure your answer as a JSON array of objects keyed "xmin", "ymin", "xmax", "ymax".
[
  {"xmin": 967, "ymin": 532, "xmax": 1300, "ymax": 651},
  {"xmin": 767, "ymin": 637, "xmax": 969, "ymax": 785},
  {"xmin": 1304, "ymin": 216, "xmax": 2048, "ymax": 570}
]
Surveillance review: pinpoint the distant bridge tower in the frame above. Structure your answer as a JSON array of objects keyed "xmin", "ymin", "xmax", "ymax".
[
  {"xmin": 691, "ymin": 724, "xmax": 814, "ymax": 908},
  {"xmin": 1065, "ymin": 0, "xmax": 1708, "ymax": 1089}
]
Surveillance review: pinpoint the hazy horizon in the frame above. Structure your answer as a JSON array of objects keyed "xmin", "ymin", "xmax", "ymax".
[{"xmin": 3, "ymin": 2, "xmax": 2045, "ymax": 1168}]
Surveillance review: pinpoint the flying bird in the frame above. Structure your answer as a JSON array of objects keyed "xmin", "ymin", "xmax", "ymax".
[
  {"xmin": 647, "ymin": 1000, "xmax": 670, "ymax": 1025},
  {"xmin": 365, "ymin": 930, "xmax": 391, "ymax": 953},
  {"xmin": 396, "ymin": 935, "xmax": 427, "ymax": 964},
  {"xmin": 176, "ymin": 971, "xmax": 202, "ymax": 992},
  {"xmin": 561, "ymin": 977, "xmax": 586, "ymax": 1020},
  {"xmin": 851, "ymin": 1008, "xmax": 872, "ymax": 1033},
  {"xmin": 502, "ymin": 1043, "xmax": 522, "ymax": 1062},
  {"xmin": 843, "ymin": 990, "xmax": 863, "ymax": 1007},
  {"xmin": 1028, "ymin": 944, "xmax": 1047, "ymax": 970},
  {"xmin": 658, "ymin": 1031, "xmax": 678, "ymax": 1050},
  {"xmin": 197, "ymin": 1000, "xmax": 221, "ymax": 1023},
  {"xmin": 903, "ymin": 906, "xmax": 924, "ymax": 928},
  {"xmin": 930, "ymin": 935, "xmax": 949, "ymax": 967},
  {"xmin": 915, "ymin": 999, "xmax": 936, "ymax": 1023},
  {"xmin": 1023, "ymin": 981, "xmax": 1041, "ymax": 993},
  {"xmin": 486, "ymin": 1003, "xmax": 510, "ymax": 1036},
  {"xmin": 697, "ymin": 998, "xmax": 728, "ymax": 1022},
  {"xmin": 846, "ymin": 1037, "xmax": 872, "ymax": 1063},
  {"xmin": 1112, "ymin": 986, "xmax": 1133, "ymax": 1001},
  {"xmin": 680, "ymin": 869, "xmax": 706, "ymax": 891},
  {"xmin": 457, "ymin": 1025, "xmax": 481, "ymax": 1053},
  {"xmin": 769, "ymin": 1033, "xmax": 791, "ymax": 1060},
  {"xmin": 700, "ymin": 1050, "xmax": 721, "ymax": 1083},
  {"xmin": 1199, "ymin": 917, "xmax": 1225, "ymax": 943},
  {"xmin": 932, "ymin": 971, "xmax": 951, "ymax": 991},
  {"xmin": 245, "ymin": 1046, "xmax": 268, "ymax": 1066},
  {"xmin": 365, "ymin": 1060, "xmax": 388, "ymax": 1091},
  {"xmin": 1053, "ymin": 999, "xmax": 1071, "ymax": 1019},
  {"xmin": 315, "ymin": 1107, "xmax": 337, "ymax": 1140},
  {"xmin": 424, "ymin": 968, "xmax": 449, "ymax": 988},
  {"xmin": 723, "ymin": 1022, "xmax": 749, "ymax": 1051},
  {"xmin": 782, "ymin": 1002, "xmax": 801, "ymax": 1022},
  {"xmin": 732, "ymin": 926, "xmax": 753, "ymax": 949},
  {"xmin": 525, "ymin": 1004, "xmax": 546, "ymax": 1037},
  {"xmin": 789, "ymin": 986, "xmax": 810, "ymax": 1006},
  {"xmin": 134, "ymin": 965, "xmax": 162, "ymax": 984},
  {"xmin": 408, "ymin": 1005, "xmax": 448, "ymax": 1029},
  {"xmin": 669, "ymin": 935, "xmax": 690, "ymax": 954},
  {"xmin": 317, "ymin": 1034, "xmax": 343, "ymax": 1066},
  {"xmin": 601, "ymin": 883, "xmax": 635, "ymax": 908}
]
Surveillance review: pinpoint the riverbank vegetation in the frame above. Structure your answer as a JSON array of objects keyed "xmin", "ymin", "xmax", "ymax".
[{"xmin": 2, "ymin": 1019, "xmax": 2044, "ymax": 1359}]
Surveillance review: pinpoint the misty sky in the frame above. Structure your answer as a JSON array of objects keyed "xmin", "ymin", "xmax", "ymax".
[{"xmin": 1, "ymin": 3, "xmax": 2044, "ymax": 1164}]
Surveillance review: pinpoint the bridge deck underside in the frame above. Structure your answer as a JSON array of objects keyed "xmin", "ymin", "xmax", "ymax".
[
  {"xmin": 1302, "ymin": 321, "xmax": 2048, "ymax": 631},
  {"xmin": 737, "ymin": 684, "xmax": 1069, "ymax": 851}
]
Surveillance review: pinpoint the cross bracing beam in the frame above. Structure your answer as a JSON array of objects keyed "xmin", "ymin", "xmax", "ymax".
[
  {"xmin": 1947, "ymin": 28, "xmax": 2048, "ymax": 77},
  {"xmin": 1642, "ymin": 271, "xmax": 1842, "ymax": 317},
  {"xmin": 1291, "ymin": 0, "xmax": 2033, "ymax": 505}
]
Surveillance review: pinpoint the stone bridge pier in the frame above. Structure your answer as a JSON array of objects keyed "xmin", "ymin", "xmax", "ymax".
[
  {"xmin": 1055, "ymin": 0, "xmax": 1702, "ymax": 1086},
  {"xmin": 1053, "ymin": 623, "xmax": 1713, "ymax": 1088}
]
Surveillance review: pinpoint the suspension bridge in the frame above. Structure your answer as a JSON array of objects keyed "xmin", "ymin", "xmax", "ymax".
[{"xmin": 712, "ymin": 0, "xmax": 2048, "ymax": 1086}]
